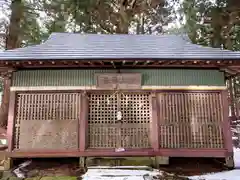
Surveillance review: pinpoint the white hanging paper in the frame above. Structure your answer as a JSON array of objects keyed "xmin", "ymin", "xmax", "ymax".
[
  {"xmin": 117, "ymin": 111, "xmax": 122, "ymax": 121},
  {"xmin": 115, "ymin": 147, "xmax": 125, "ymax": 152}
]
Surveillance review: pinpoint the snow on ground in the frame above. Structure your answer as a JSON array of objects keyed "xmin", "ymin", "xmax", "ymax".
[
  {"xmin": 81, "ymin": 148, "xmax": 240, "ymax": 180},
  {"xmin": 234, "ymin": 148, "xmax": 240, "ymax": 168},
  {"xmin": 189, "ymin": 148, "xmax": 240, "ymax": 180},
  {"xmin": 189, "ymin": 170, "xmax": 240, "ymax": 180},
  {"xmin": 81, "ymin": 167, "xmax": 161, "ymax": 180}
]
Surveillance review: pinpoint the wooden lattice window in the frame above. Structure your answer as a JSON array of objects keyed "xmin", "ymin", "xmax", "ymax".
[
  {"xmin": 158, "ymin": 92, "xmax": 224, "ymax": 149},
  {"xmin": 88, "ymin": 92, "xmax": 151, "ymax": 149},
  {"xmin": 14, "ymin": 93, "xmax": 81, "ymax": 150}
]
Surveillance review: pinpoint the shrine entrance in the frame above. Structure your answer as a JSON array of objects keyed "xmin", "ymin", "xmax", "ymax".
[{"xmin": 87, "ymin": 92, "xmax": 151, "ymax": 150}]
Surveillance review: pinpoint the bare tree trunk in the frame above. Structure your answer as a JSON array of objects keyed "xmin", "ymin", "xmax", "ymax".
[
  {"xmin": 6, "ymin": 0, "xmax": 23, "ymax": 50},
  {"xmin": 116, "ymin": 3, "xmax": 130, "ymax": 34},
  {"xmin": 140, "ymin": 14, "xmax": 145, "ymax": 34},
  {"xmin": 0, "ymin": 0, "xmax": 22, "ymax": 128}
]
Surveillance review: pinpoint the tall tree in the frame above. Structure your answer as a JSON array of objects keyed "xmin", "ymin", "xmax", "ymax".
[
  {"xmin": 134, "ymin": 0, "xmax": 176, "ymax": 34},
  {"xmin": 40, "ymin": 0, "xmax": 176, "ymax": 34},
  {"xmin": 6, "ymin": 0, "xmax": 23, "ymax": 49},
  {"xmin": 183, "ymin": 0, "xmax": 240, "ymax": 50},
  {"xmin": 84, "ymin": 0, "xmax": 166, "ymax": 34}
]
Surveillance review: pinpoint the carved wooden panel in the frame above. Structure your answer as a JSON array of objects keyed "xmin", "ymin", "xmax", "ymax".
[
  {"xmin": 14, "ymin": 93, "xmax": 81, "ymax": 150},
  {"xmin": 96, "ymin": 73, "xmax": 141, "ymax": 89},
  {"xmin": 158, "ymin": 92, "xmax": 224, "ymax": 149},
  {"xmin": 88, "ymin": 92, "xmax": 150, "ymax": 148}
]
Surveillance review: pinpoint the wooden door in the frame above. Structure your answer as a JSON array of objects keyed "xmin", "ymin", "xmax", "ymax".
[{"xmin": 87, "ymin": 92, "xmax": 151, "ymax": 150}]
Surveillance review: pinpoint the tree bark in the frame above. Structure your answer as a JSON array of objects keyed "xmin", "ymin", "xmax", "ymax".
[
  {"xmin": 115, "ymin": 3, "xmax": 131, "ymax": 34},
  {"xmin": 6, "ymin": 0, "xmax": 23, "ymax": 50},
  {"xmin": 1, "ymin": 0, "xmax": 22, "ymax": 128}
]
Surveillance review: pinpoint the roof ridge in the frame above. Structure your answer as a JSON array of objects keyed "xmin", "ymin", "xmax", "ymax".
[
  {"xmin": 49, "ymin": 32, "xmax": 183, "ymax": 37},
  {"xmin": 0, "ymin": 32, "xmax": 239, "ymax": 60}
]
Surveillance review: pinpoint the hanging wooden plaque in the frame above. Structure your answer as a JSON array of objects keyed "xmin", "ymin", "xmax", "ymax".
[{"xmin": 95, "ymin": 73, "xmax": 142, "ymax": 89}]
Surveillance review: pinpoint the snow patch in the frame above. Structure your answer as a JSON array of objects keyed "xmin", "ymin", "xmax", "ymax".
[
  {"xmin": 189, "ymin": 148, "xmax": 240, "ymax": 180},
  {"xmin": 234, "ymin": 148, "xmax": 240, "ymax": 168},
  {"xmin": 87, "ymin": 166, "xmax": 150, "ymax": 169},
  {"xmin": 82, "ymin": 168, "xmax": 161, "ymax": 180},
  {"xmin": 189, "ymin": 170, "xmax": 240, "ymax": 180}
]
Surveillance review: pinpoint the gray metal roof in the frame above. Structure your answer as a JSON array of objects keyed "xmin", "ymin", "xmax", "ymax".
[{"xmin": 0, "ymin": 32, "xmax": 240, "ymax": 60}]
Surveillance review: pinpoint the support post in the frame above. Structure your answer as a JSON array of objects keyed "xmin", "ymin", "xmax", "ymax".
[
  {"xmin": 0, "ymin": 68, "xmax": 15, "ymax": 170},
  {"xmin": 150, "ymin": 92, "xmax": 160, "ymax": 151},
  {"xmin": 0, "ymin": 69, "xmax": 14, "ymax": 128},
  {"xmin": 221, "ymin": 90, "xmax": 234, "ymax": 168},
  {"xmin": 79, "ymin": 92, "xmax": 88, "ymax": 168},
  {"xmin": 229, "ymin": 78, "xmax": 235, "ymax": 118},
  {"xmin": 233, "ymin": 77, "xmax": 239, "ymax": 117},
  {"xmin": 150, "ymin": 93, "xmax": 169, "ymax": 167},
  {"xmin": 7, "ymin": 91, "xmax": 16, "ymax": 153}
]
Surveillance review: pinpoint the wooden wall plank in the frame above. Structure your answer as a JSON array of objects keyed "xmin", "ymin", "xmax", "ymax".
[
  {"xmin": 150, "ymin": 93, "xmax": 160, "ymax": 151},
  {"xmin": 221, "ymin": 90, "xmax": 234, "ymax": 155},
  {"xmin": 79, "ymin": 93, "xmax": 88, "ymax": 151},
  {"xmin": 7, "ymin": 91, "xmax": 16, "ymax": 152}
]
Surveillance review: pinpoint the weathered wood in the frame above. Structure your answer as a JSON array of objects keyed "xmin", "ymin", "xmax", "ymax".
[
  {"xmin": 96, "ymin": 73, "xmax": 142, "ymax": 89},
  {"xmin": 228, "ymin": 78, "xmax": 235, "ymax": 117},
  {"xmin": 150, "ymin": 93, "xmax": 160, "ymax": 151},
  {"xmin": 157, "ymin": 91, "xmax": 224, "ymax": 149},
  {"xmin": 0, "ymin": 59, "xmax": 238, "ymax": 69},
  {"xmin": 233, "ymin": 77, "xmax": 240, "ymax": 117},
  {"xmin": 10, "ymin": 85, "xmax": 227, "ymax": 91},
  {"xmin": 87, "ymin": 92, "xmax": 150, "ymax": 149},
  {"xmin": 7, "ymin": 91, "xmax": 16, "ymax": 152},
  {"xmin": 0, "ymin": 69, "xmax": 14, "ymax": 128},
  {"xmin": 221, "ymin": 90, "xmax": 234, "ymax": 156},
  {"xmin": 86, "ymin": 157, "xmax": 154, "ymax": 167},
  {"xmin": 13, "ymin": 92, "xmax": 80, "ymax": 150},
  {"xmin": 7, "ymin": 148, "xmax": 227, "ymax": 158},
  {"xmin": 79, "ymin": 93, "xmax": 88, "ymax": 151}
]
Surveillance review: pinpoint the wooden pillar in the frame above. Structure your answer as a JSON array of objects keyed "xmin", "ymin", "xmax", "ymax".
[
  {"xmin": 7, "ymin": 91, "xmax": 16, "ymax": 152},
  {"xmin": 0, "ymin": 69, "xmax": 14, "ymax": 128},
  {"xmin": 221, "ymin": 90, "xmax": 234, "ymax": 168},
  {"xmin": 0, "ymin": 69, "xmax": 15, "ymax": 170},
  {"xmin": 150, "ymin": 92, "xmax": 160, "ymax": 151},
  {"xmin": 79, "ymin": 92, "xmax": 88, "ymax": 168},
  {"xmin": 79, "ymin": 92, "xmax": 88, "ymax": 151},
  {"xmin": 150, "ymin": 93, "xmax": 169, "ymax": 167},
  {"xmin": 229, "ymin": 78, "xmax": 235, "ymax": 118},
  {"xmin": 233, "ymin": 77, "xmax": 239, "ymax": 118}
]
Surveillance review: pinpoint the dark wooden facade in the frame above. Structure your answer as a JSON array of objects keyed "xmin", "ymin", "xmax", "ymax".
[
  {"xmin": 1, "ymin": 33, "xmax": 240, "ymax": 168},
  {"xmin": 6, "ymin": 89, "xmax": 231, "ymax": 158},
  {"xmin": 0, "ymin": 66, "xmax": 231, "ymax": 163}
]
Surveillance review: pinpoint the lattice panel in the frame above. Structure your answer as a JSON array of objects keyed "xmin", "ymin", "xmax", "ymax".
[
  {"xmin": 14, "ymin": 93, "xmax": 81, "ymax": 150},
  {"xmin": 88, "ymin": 93, "xmax": 151, "ymax": 148},
  {"xmin": 158, "ymin": 92, "xmax": 224, "ymax": 149}
]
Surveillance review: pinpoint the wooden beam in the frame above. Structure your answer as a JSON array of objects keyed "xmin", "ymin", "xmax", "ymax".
[
  {"xmin": 79, "ymin": 93, "xmax": 89, "ymax": 152},
  {"xmin": 133, "ymin": 61, "xmax": 138, "ymax": 66},
  {"xmin": 1, "ymin": 59, "xmax": 240, "ymax": 69},
  {"xmin": 98, "ymin": 61, "xmax": 104, "ymax": 65},
  {"xmin": 7, "ymin": 148, "xmax": 227, "ymax": 158},
  {"xmin": 7, "ymin": 91, "xmax": 16, "ymax": 152},
  {"xmin": 221, "ymin": 90, "xmax": 234, "ymax": 156},
  {"xmin": 150, "ymin": 93, "xmax": 160, "ymax": 151},
  {"xmin": 0, "ymin": 69, "xmax": 15, "ymax": 128},
  {"xmin": 229, "ymin": 78, "xmax": 236, "ymax": 118},
  {"xmin": 111, "ymin": 61, "xmax": 116, "ymax": 68},
  {"xmin": 143, "ymin": 60, "xmax": 151, "ymax": 65},
  {"xmin": 220, "ymin": 67, "xmax": 238, "ymax": 75}
]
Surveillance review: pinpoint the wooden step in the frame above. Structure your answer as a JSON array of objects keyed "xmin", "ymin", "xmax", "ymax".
[{"xmin": 88, "ymin": 165, "xmax": 152, "ymax": 170}]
